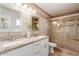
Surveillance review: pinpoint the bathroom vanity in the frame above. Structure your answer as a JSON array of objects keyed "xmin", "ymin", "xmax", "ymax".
[
  {"xmin": 0, "ymin": 36, "xmax": 49, "ymax": 56},
  {"xmin": 0, "ymin": 4, "xmax": 49, "ymax": 56}
]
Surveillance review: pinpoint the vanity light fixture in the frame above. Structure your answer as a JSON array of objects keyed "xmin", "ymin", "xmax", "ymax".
[
  {"xmin": 16, "ymin": 3, "xmax": 22, "ymax": 7},
  {"xmin": 16, "ymin": 3, "xmax": 37, "ymax": 14},
  {"xmin": 32, "ymin": 9, "xmax": 36, "ymax": 14},
  {"xmin": 28, "ymin": 7, "xmax": 33, "ymax": 12},
  {"xmin": 37, "ymin": 23, "xmax": 39, "ymax": 28},
  {"xmin": 52, "ymin": 21, "xmax": 57, "ymax": 25},
  {"xmin": 26, "ymin": 11, "xmax": 29, "ymax": 14},
  {"xmin": 57, "ymin": 23, "xmax": 61, "ymax": 26},
  {"xmin": 22, "ymin": 4, "xmax": 28, "ymax": 9}
]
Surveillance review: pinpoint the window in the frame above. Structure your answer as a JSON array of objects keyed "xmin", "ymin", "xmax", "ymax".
[
  {"xmin": 16, "ymin": 19, "xmax": 20, "ymax": 28},
  {"xmin": 32, "ymin": 16, "xmax": 39, "ymax": 31}
]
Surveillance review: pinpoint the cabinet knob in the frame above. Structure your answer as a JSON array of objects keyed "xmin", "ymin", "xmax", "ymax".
[
  {"xmin": 45, "ymin": 44, "xmax": 48, "ymax": 48},
  {"xmin": 35, "ymin": 51, "xmax": 40, "ymax": 54}
]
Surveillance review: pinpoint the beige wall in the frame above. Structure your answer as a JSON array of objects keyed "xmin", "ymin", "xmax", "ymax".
[
  {"xmin": 20, "ymin": 10, "xmax": 48, "ymax": 35},
  {"xmin": 38, "ymin": 16, "xmax": 48, "ymax": 35}
]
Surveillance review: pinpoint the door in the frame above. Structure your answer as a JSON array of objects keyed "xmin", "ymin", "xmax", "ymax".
[{"xmin": 32, "ymin": 41, "xmax": 41, "ymax": 56}]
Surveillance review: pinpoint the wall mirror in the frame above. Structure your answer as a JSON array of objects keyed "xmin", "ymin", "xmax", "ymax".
[{"xmin": 0, "ymin": 4, "xmax": 21, "ymax": 32}]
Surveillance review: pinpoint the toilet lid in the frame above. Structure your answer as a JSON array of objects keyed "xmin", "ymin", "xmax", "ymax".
[{"xmin": 49, "ymin": 42, "xmax": 57, "ymax": 47}]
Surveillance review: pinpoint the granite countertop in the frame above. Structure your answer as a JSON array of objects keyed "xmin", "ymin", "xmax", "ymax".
[{"xmin": 0, "ymin": 35, "xmax": 48, "ymax": 53}]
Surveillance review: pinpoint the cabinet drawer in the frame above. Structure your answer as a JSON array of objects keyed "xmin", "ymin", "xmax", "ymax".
[
  {"xmin": 32, "ymin": 40, "xmax": 41, "ymax": 56},
  {"xmin": 33, "ymin": 41, "xmax": 41, "ymax": 50}
]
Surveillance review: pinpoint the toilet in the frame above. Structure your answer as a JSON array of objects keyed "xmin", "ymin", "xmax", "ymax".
[{"xmin": 49, "ymin": 42, "xmax": 57, "ymax": 54}]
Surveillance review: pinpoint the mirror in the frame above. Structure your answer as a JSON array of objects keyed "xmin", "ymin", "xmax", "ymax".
[
  {"xmin": 0, "ymin": 16, "xmax": 8, "ymax": 31},
  {"xmin": 0, "ymin": 5, "xmax": 21, "ymax": 32},
  {"xmin": 32, "ymin": 16, "xmax": 39, "ymax": 32}
]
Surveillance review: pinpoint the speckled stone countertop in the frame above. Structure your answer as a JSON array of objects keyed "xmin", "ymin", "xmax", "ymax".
[{"xmin": 0, "ymin": 35, "xmax": 48, "ymax": 54}]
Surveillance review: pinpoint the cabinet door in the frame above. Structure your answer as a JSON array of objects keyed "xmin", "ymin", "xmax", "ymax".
[
  {"xmin": 1, "ymin": 44, "xmax": 33, "ymax": 56},
  {"xmin": 40, "ymin": 38, "xmax": 49, "ymax": 56},
  {"xmin": 32, "ymin": 41, "xmax": 41, "ymax": 56}
]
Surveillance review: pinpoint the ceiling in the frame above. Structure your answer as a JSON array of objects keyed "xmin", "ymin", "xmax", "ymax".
[
  {"xmin": 1, "ymin": 3, "xmax": 79, "ymax": 19},
  {"xmin": 36, "ymin": 3, "xmax": 79, "ymax": 18}
]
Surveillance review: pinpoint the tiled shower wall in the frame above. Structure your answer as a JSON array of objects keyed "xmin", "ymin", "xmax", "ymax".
[{"xmin": 49, "ymin": 13, "xmax": 79, "ymax": 52}]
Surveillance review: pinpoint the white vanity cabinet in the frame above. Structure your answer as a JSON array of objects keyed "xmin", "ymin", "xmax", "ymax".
[
  {"xmin": 32, "ymin": 38, "xmax": 49, "ymax": 56},
  {"xmin": 0, "ymin": 37, "xmax": 49, "ymax": 56}
]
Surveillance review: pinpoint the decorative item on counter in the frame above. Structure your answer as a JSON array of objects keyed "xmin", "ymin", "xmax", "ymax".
[{"xmin": 25, "ymin": 22, "xmax": 32, "ymax": 38}]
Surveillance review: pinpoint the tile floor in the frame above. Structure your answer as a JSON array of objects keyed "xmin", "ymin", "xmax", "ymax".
[{"xmin": 50, "ymin": 47, "xmax": 79, "ymax": 56}]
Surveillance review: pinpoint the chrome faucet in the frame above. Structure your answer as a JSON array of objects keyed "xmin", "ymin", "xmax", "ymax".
[{"xmin": 9, "ymin": 32, "xmax": 14, "ymax": 41}]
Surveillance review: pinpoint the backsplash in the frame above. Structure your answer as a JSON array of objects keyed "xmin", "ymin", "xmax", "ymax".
[{"xmin": 0, "ymin": 32, "xmax": 26, "ymax": 41}]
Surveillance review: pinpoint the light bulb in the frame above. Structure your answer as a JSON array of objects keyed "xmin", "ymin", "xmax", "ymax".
[
  {"xmin": 28, "ymin": 7, "xmax": 32, "ymax": 12},
  {"xmin": 23, "ymin": 4, "xmax": 28, "ymax": 9},
  {"xmin": 32, "ymin": 9, "xmax": 36, "ymax": 13},
  {"xmin": 26, "ymin": 11, "xmax": 29, "ymax": 14},
  {"xmin": 52, "ymin": 21, "xmax": 57, "ymax": 25},
  {"xmin": 57, "ymin": 23, "xmax": 61, "ymax": 26},
  {"xmin": 37, "ymin": 23, "xmax": 39, "ymax": 28}
]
